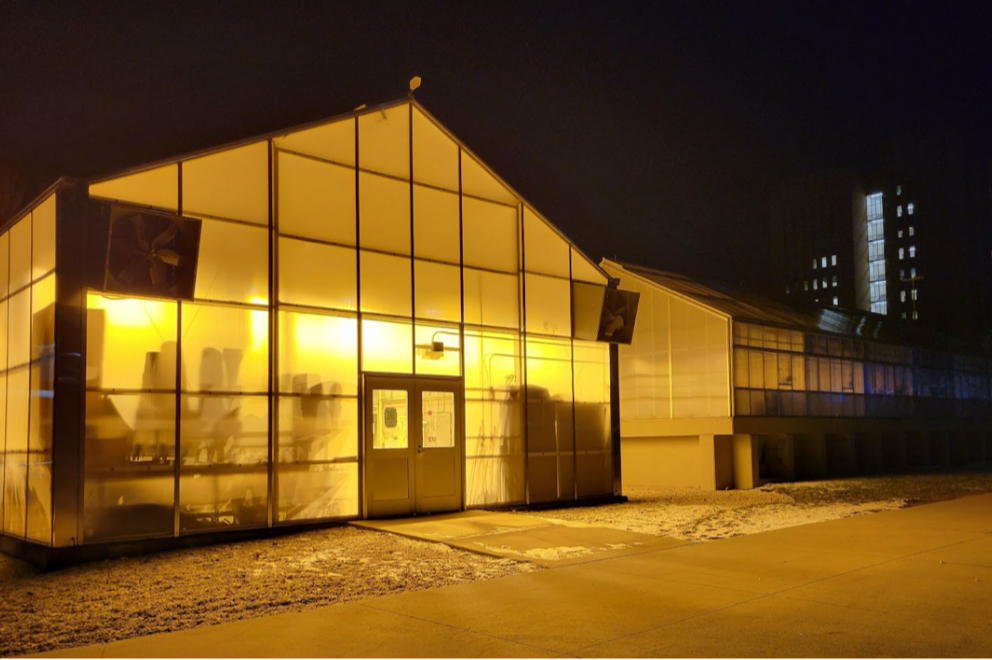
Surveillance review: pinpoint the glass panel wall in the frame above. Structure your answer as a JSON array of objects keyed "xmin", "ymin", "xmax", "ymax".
[
  {"xmin": 573, "ymin": 340, "xmax": 612, "ymax": 497},
  {"xmin": 1, "ymin": 194, "xmax": 57, "ymax": 544},
  {"xmin": 84, "ymin": 294, "xmax": 178, "ymax": 541},
  {"xmin": 732, "ymin": 322, "xmax": 992, "ymax": 418},
  {"xmin": 616, "ymin": 276, "xmax": 730, "ymax": 421},
  {"xmin": 75, "ymin": 99, "xmax": 617, "ymax": 545},
  {"xmin": 525, "ymin": 335, "xmax": 575, "ymax": 502},
  {"xmin": 464, "ymin": 327, "xmax": 523, "ymax": 506},
  {"xmin": 277, "ymin": 308, "xmax": 358, "ymax": 520},
  {"xmin": 276, "ymin": 151, "xmax": 356, "ymax": 245}
]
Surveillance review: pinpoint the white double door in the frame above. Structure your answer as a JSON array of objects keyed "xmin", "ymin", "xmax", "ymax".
[{"xmin": 364, "ymin": 375, "xmax": 464, "ymax": 518}]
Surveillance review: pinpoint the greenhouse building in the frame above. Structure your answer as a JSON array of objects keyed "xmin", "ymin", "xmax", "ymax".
[
  {"xmin": 0, "ymin": 100, "xmax": 630, "ymax": 564},
  {"xmin": 602, "ymin": 259, "xmax": 992, "ymax": 491}
]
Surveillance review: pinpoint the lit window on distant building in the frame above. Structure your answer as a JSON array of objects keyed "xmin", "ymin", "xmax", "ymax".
[
  {"xmin": 908, "ymin": 203, "xmax": 914, "ymax": 215},
  {"xmin": 902, "ymin": 312, "xmax": 907, "ymax": 319},
  {"xmin": 901, "ymin": 290, "xmax": 906, "ymax": 302},
  {"xmin": 912, "ymin": 289, "xmax": 918, "ymax": 301},
  {"xmin": 909, "ymin": 245, "xmax": 916, "ymax": 258},
  {"xmin": 821, "ymin": 256, "xmax": 827, "ymax": 268},
  {"xmin": 899, "ymin": 248, "xmax": 904, "ymax": 260},
  {"xmin": 812, "ymin": 258, "xmax": 817, "ymax": 269},
  {"xmin": 832, "ymin": 275, "xmax": 837, "ymax": 287},
  {"xmin": 832, "ymin": 296, "xmax": 839, "ymax": 305},
  {"xmin": 898, "ymin": 230, "xmax": 903, "ymax": 238},
  {"xmin": 911, "ymin": 267, "xmax": 916, "ymax": 277},
  {"xmin": 831, "ymin": 254, "xmax": 837, "ymax": 266},
  {"xmin": 913, "ymin": 310, "xmax": 918, "ymax": 319},
  {"xmin": 896, "ymin": 185, "xmax": 902, "ymax": 195},
  {"xmin": 822, "ymin": 278, "xmax": 827, "ymax": 289},
  {"xmin": 866, "ymin": 193, "xmax": 887, "ymax": 314},
  {"xmin": 804, "ymin": 280, "xmax": 809, "ymax": 291},
  {"xmin": 813, "ymin": 280, "xmax": 818, "ymax": 290},
  {"xmin": 897, "ymin": 205, "xmax": 903, "ymax": 217},
  {"xmin": 908, "ymin": 226, "xmax": 914, "ymax": 236}
]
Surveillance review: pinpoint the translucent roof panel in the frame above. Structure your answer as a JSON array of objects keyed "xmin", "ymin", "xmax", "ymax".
[
  {"xmin": 9, "ymin": 216, "xmax": 31, "ymax": 292},
  {"xmin": 89, "ymin": 164, "xmax": 179, "ymax": 211},
  {"xmin": 277, "ymin": 151, "xmax": 355, "ymax": 245},
  {"xmin": 31, "ymin": 194, "xmax": 56, "ymax": 279},
  {"xmin": 607, "ymin": 260, "xmax": 989, "ymax": 357},
  {"xmin": 413, "ymin": 185, "xmax": 459, "ymax": 263},
  {"xmin": 571, "ymin": 248, "xmax": 608, "ymax": 284},
  {"xmin": 412, "ymin": 106, "xmax": 458, "ymax": 192},
  {"xmin": 523, "ymin": 206, "xmax": 569, "ymax": 278},
  {"xmin": 273, "ymin": 116, "xmax": 355, "ymax": 166},
  {"xmin": 358, "ymin": 104, "xmax": 409, "ymax": 179},
  {"xmin": 358, "ymin": 171, "xmax": 410, "ymax": 255},
  {"xmin": 463, "ymin": 197, "xmax": 518, "ymax": 273},
  {"xmin": 461, "ymin": 152, "xmax": 516, "ymax": 205},
  {"xmin": 183, "ymin": 141, "xmax": 269, "ymax": 225},
  {"xmin": 0, "ymin": 232, "xmax": 8, "ymax": 298}
]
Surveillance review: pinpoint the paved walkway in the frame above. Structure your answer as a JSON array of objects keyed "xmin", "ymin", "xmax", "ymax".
[
  {"xmin": 353, "ymin": 510, "xmax": 687, "ymax": 565},
  {"xmin": 37, "ymin": 494, "xmax": 992, "ymax": 658}
]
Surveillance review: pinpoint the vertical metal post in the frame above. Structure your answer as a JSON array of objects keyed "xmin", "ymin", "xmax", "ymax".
[
  {"xmin": 354, "ymin": 116, "xmax": 365, "ymax": 518},
  {"xmin": 408, "ymin": 104, "xmax": 416, "ymax": 373},
  {"xmin": 51, "ymin": 185, "xmax": 85, "ymax": 547},
  {"xmin": 456, "ymin": 134, "xmax": 467, "ymax": 509},
  {"xmin": 267, "ymin": 140, "xmax": 276, "ymax": 527},
  {"xmin": 173, "ymin": 162, "xmax": 183, "ymax": 536},
  {"xmin": 569, "ymin": 252, "xmax": 578, "ymax": 501},
  {"xmin": 25, "ymin": 210, "xmax": 33, "ymax": 540},
  {"xmin": 610, "ymin": 341, "xmax": 622, "ymax": 497},
  {"xmin": 518, "ymin": 201, "xmax": 530, "ymax": 504}
]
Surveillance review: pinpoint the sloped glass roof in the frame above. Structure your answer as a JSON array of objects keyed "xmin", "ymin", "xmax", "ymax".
[{"xmin": 610, "ymin": 260, "xmax": 990, "ymax": 357}]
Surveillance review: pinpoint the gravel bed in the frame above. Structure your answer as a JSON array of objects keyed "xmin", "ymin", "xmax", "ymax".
[
  {"xmin": 0, "ymin": 526, "xmax": 535, "ymax": 658},
  {"xmin": 528, "ymin": 469, "xmax": 992, "ymax": 541}
]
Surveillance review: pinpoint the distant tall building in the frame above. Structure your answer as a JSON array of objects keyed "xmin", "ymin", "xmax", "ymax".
[
  {"xmin": 770, "ymin": 170, "xmax": 864, "ymax": 311},
  {"xmin": 771, "ymin": 131, "xmax": 992, "ymax": 345}
]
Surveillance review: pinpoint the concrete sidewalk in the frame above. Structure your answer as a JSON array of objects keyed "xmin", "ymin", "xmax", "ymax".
[
  {"xmin": 353, "ymin": 510, "xmax": 688, "ymax": 565},
  {"xmin": 37, "ymin": 495, "xmax": 992, "ymax": 658}
]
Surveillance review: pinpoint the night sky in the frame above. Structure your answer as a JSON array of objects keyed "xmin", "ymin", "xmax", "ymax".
[{"xmin": 2, "ymin": 1, "xmax": 990, "ymax": 290}]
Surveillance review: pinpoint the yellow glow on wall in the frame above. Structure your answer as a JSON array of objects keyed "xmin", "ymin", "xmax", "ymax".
[
  {"xmin": 414, "ymin": 323, "xmax": 461, "ymax": 376},
  {"xmin": 525, "ymin": 335, "xmax": 573, "ymax": 397},
  {"xmin": 279, "ymin": 311, "xmax": 358, "ymax": 395},
  {"xmin": 86, "ymin": 293, "xmax": 178, "ymax": 390},
  {"xmin": 87, "ymin": 294, "xmax": 175, "ymax": 330},
  {"xmin": 249, "ymin": 297, "xmax": 268, "ymax": 351},
  {"xmin": 361, "ymin": 318, "xmax": 412, "ymax": 374},
  {"xmin": 292, "ymin": 313, "xmax": 354, "ymax": 350}
]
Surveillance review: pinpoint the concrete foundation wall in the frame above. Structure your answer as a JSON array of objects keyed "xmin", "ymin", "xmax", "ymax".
[
  {"xmin": 732, "ymin": 435, "xmax": 758, "ymax": 489},
  {"xmin": 623, "ymin": 418, "xmax": 992, "ymax": 491},
  {"xmin": 621, "ymin": 436, "xmax": 700, "ymax": 487},
  {"xmin": 699, "ymin": 435, "xmax": 734, "ymax": 490}
]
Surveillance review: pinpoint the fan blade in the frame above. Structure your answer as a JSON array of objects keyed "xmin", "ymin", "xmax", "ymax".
[
  {"xmin": 119, "ymin": 256, "xmax": 150, "ymax": 286},
  {"xmin": 149, "ymin": 259, "xmax": 168, "ymax": 288},
  {"xmin": 151, "ymin": 223, "xmax": 178, "ymax": 249},
  {"xmin": 131, "ymin": 215, "xmax": 151, "ymax": 252},
  {"xmin": 156, "ymin": 249, "xmax": 181, "ymax": 266}
]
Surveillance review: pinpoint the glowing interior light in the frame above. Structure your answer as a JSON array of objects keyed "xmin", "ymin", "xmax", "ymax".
[
  {"xmin": 866, "ymin": 193, "xmax": 887, "ymax": 315},
  {"xmin": 88, "ymin": 293, "xmax": 172, "ymax": 330},
  {"xmin": 248, "ymin": 296, "xmax": 269, "ymax": 350},
  {"xmin": 293, "ymin": 312, "xmax": 355, "ymax": 351}
]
